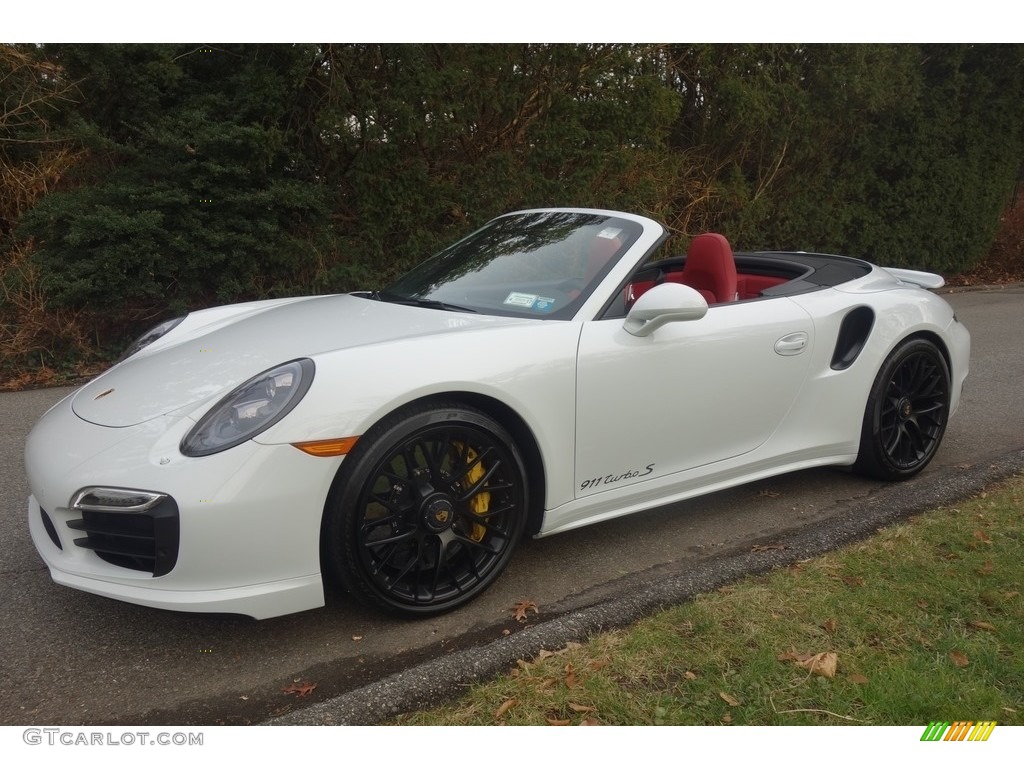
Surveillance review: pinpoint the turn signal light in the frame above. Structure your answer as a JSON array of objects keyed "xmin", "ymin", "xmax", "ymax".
[{"xmin": 291, "ymin": 437, "xmax": 359, "ymax": 457}]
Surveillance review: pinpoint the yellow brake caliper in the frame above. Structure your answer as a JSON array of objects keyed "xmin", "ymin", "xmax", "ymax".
[{"xmin": 454, "ymin": 442, "xmax": 490, "ymax": 541}]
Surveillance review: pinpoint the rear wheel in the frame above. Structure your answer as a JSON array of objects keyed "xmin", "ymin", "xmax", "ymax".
[
  {"xmin": 323, "ymin": 403, "xmax": 527, "ymax": 617},
  {"xmin": 854, "ymin": 338, "xmax": 950, "ymax": 480}
]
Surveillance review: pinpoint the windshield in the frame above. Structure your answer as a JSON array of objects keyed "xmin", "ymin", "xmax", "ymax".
[{"xmin": 381, "ymin": 211, "xmax": 643, "ymax": 319}]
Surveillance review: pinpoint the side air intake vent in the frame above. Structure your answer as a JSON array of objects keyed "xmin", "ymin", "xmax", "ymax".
[{"xmin": 831, "ymin": 306, "xmax": 875, "ymax": 370}]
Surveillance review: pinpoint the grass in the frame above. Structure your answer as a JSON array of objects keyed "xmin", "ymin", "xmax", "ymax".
[{"xmin": 396, "ymin": 475, "xmax": 1024, "ymax": 726}]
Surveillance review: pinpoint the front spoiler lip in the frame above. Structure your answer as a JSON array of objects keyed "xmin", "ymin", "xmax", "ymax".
[{"xmin": 28, "ymin": 495, "xmax": 323, "ymax": 620}]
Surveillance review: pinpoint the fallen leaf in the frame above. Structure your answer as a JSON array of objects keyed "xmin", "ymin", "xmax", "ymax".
[
  {"xmin": 494, "ymin": 698, "xmax": 517, "ymax": 719},
  {"xmin": 949, "ymin": 650, "xmax": 969, "ymax": 668},
  {"xmin": 1004, "ymin": 591, "xmax": 1020, "ymax": 599},
  {"xmin": 351, "ymin": 635, "xmax": 363, "ymax": 641},
  {"xmin": 564, "ymin": 662, "xmax": 578, "ymax": 689},
  {"xmin": 537, "ymin": 649, "xmax": 555, "ymax": 660},
  {"xmin": 973, "ymin": 529, "xmax": 992, "ymax": 544},
  {"xmin": 848, "ymin": 673, "xmax": 869, "ymax": 685},
  {"xmin": 752, "ymin": 543, "xmax": 787, "ymax": 552},
  {"xmin": 721, "ymin": 713, "xmax": 733, "ymax": 723},
  {"xmin": 796, "ymin": 651, "xmax": 837, "ymax": 678},
  {"xmin": 589, "ymin": 658, "xmax": 610, "ymax": 671},
  {"xmin": 282, "ymin": 681, "xmax": 317, "ymax": 697},
  {"xmin": 970, "ymin": 620, "xmax": 996, "ymax": 631},
  {"xmin": 239, "ymin": 695, "xmax": 249, "ymax": 700},
  {"xmin": 917, "ymin": 600, "xmax": 929, "ymax": 609},
  {"xmin": 513, "ymin": 599, "xmax": 538, "ymax": 622},
  {"xmin": 977, "ymin": 560, "xmax": 994, "ymax": 575},
  {"xmin": 546, "ymin": 717, "xmax": 572, "ymax": 726},
  {"xmin": 719, "ymin": 691, "xmax": 741, "ymax": 707},
  {"xmin": 842, "ymin": 576, "xmax": 865, "ymax": 587},
  {"xmin": 502, "ymin": 628, "xmax": 511, "ymax": 636},
  {"xmin": 540, "ymin": 677, "xmax": 558, "ymax": 689},
  {"xmin": 569, "ymin": 702, "xmax": 596, "ymax": 713},
  {"xmin": 579, "ymin": 718, "xmax": 601, "ymax": 726},
  {"xmin": 821, "ymin": 618, "xmax": 837, "ymax": 634},
  {"xmin": 684, "ymin": 670, "xmax": 699, "ymax": 680}
]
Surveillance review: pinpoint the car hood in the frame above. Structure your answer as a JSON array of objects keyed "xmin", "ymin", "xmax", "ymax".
[{"xmin": 72, "ymin": 294, "xmax": 529, "ymax": 428}]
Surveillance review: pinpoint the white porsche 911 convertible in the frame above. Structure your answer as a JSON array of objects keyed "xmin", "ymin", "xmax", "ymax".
[{"xmin": 25, "ymin": 208, "xmax": 970, "ymax": 619}]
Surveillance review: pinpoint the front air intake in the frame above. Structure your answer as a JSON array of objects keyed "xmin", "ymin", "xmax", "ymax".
[{"xmin": 67, "ymin": 494, "xmax": 179, "ymax": 577}]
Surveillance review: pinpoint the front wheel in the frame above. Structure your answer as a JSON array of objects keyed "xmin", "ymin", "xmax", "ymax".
[
  {"xmin": 323, "ymin": 403, "xmax": 528, "ymax": 617},
  {"xmin": 854, "ymin": 338, "xmax": 951, "ymax": 480}
]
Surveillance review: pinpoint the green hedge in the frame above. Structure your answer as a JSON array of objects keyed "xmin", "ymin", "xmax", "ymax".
[{"xmin": 13, "ymin": 43, "xmax": 1024, "ymax": 324}]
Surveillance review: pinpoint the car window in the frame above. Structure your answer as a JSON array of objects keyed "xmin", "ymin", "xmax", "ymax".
[{"xmin": 382, "ymin": 211, "xmax": 643, "ymax": 319}]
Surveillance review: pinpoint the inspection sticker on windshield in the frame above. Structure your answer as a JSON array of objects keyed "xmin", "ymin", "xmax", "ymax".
[
  {"xmin": 504, "ymin": 292, "xmax": 556, "ymax": 312},
  {"xmin": 504, "ymin": 292, "xmax": 537, "ymax": 307},
  {"xmin": 597, "ymin": 227, "xmax": 622, "ymax": 240}
]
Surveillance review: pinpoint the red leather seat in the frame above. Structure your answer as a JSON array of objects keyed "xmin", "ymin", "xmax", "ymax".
[
  {"xmin": 681, "ymin": 233, "xmax": 737, "ymax": 304},
  {"xmin": 624, "ymin": 278, "xmax": 655, "ymax": 307},
  {"xmin": 570, "ymin": 235, "xmax": 621, "ymax": 300},
  {"xmin": 585, "ymin": 235, "xmax": 621, "ymax": 283},
  {"xmin": 736, "ymin": 273, "xmax": 787, "ymax": 299}
]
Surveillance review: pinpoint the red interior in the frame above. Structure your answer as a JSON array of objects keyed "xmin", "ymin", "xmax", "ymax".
[
  {"xmin": 681, "ymin": 233, "xmax": 737, "ymax": 304},
  {"xmin": 736, "ymin": 273, "xmax": 787, "ymax": 299},
  {"xmin": 623, "ymin": 232, "xmax": 789, "ymax": 309},
  {"xmin": 625, "ymin": 270, "xmax": 788, "ymax": 308},
  {"xmin": 571, "ymin": 235, "xmax": 623, "ymax": 300}
]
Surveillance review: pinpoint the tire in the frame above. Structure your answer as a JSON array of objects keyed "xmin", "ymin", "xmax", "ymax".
[
  {"xmin": 323, "ymin": 402, "xmax": 528, "ymax": 617},
  {"xmin": 854, "ymin": 338, "xmax": 951, "ymax": 480}
]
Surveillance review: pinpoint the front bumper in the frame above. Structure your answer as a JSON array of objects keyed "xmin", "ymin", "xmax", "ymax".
[{"xmin": 25, "ymin": 394, "xmax": 339, "ymax": 619}]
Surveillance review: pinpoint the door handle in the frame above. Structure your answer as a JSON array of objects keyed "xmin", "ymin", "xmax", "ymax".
[{"xmin": 775, "ymin": 332, "xmax": 808, "ymax": 356}]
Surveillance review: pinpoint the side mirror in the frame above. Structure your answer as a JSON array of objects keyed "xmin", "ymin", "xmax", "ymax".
[{"xmin": 623, "ymin": 282, "xmax": 708, "ymax": 337}]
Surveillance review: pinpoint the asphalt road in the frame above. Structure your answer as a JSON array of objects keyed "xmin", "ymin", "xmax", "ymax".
[{"xmin": 1, "ymin": 287, "xmax": 1022, "ymax": 725}]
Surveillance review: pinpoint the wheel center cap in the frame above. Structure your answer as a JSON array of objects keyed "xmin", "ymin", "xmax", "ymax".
[
  {"xmin": 422, "ymin": 495, "xmax": 455, "ymax": 533},
  {"xmin": 899, "ymin": 398, "xmax": 913, "ymax": 419}
]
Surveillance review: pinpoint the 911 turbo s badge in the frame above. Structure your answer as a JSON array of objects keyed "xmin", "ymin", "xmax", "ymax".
[
  {"xmin": 93, "ymin": 388, "xmax": 115, "ymax": 400},
  {"xmin": 580, "ymin": 463, "xmax": 655, "ymax": 491}
]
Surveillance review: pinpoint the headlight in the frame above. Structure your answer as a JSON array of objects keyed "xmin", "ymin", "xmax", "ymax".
[
  {"xmin": 120, "ymin": 316, "xmax": 187, "ymax": 361},
  {"xmin": 180, "ymin": 359, "xmax": 315, "ymax": 457}
]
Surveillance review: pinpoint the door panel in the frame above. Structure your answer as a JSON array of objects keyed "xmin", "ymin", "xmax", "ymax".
[{"xmin": 575, "ymin": 298, "xmax": 814, "ymax": 497}]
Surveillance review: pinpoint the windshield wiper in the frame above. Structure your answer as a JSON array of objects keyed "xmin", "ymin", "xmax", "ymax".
[{"xmin": 375, "ymin": 291, "xmax": 478, "ymax": 313}]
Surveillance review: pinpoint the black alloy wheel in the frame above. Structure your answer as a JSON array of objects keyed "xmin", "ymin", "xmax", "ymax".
[
  {"xmin": 854, "ymin": 338, "xmax": 951, "ymax": 480},
  {"xmin": 324, "ymin": 403, "xmax": 528, "ymax": 617}
]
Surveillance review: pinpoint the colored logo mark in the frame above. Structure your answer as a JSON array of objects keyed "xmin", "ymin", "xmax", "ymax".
[{"xmin": 920, "ymin": 721, "xmax": 996, "ymax": 742}]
